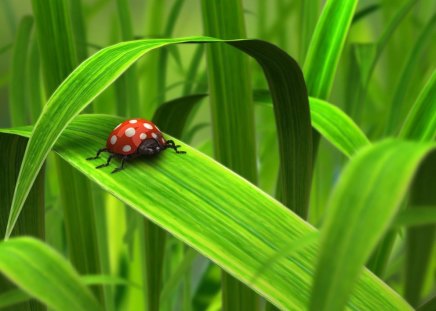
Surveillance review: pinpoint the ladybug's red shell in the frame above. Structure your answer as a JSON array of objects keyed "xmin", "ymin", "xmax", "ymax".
[{"xmin": 106, "ymin": 118, "xmax": 166, "ymax": 155}]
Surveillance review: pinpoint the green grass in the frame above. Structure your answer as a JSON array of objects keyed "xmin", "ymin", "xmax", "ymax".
[{"xmin": 0, "ymin": 1, "xmax": 435, "ymax": 310}]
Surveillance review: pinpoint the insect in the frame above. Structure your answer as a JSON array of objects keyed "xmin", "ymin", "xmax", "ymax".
[{"xmin": 87, "ymin": 118, "xmax": 185, "ymax": 173}]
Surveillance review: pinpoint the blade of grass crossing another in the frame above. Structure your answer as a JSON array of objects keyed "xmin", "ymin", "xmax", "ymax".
[
  {"xmin": 0, "ymin": 237, "xmax": 101, "ymax": 311},
  {"xmin": 253, "ymin": 91, "xmax": 370, "ymax": 157},
  {"xmin": 201, "ymin": 1, "xmax": 259, "ymax": 308},
  {"xmin": 310, "ymin": 140, "xmax": 435, "ymax": 311},
  {"xmin": 0, "ymin": 115, "xmax": 413, "ymax": 310},
  {"xmin": 31, "ymin": 0, "xmax": 103, "ymax": 303}
]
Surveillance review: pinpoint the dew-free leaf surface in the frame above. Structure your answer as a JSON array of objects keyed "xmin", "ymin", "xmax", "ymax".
[
  {"xmin": 311, "ymin": 140, "xmax": 435, "ymax": 311},
  {"xmin": 0, "ymin": 237, "xmax": 101, "ymax": 311},
  {"xmin": 0, "ymin": 115, "xmax": 412, "ymax": 310}
]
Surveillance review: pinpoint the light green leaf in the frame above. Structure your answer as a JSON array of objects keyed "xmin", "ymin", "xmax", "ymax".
[
  {"xmin": 310, "ymin": 140, "xmax": 435, "ymax": 311},
  {"xmin": 5, "ymin": 37, "xmax": 313, "ymax": 251},
  {"xmin": 0, "ymin": 237, "xmax": 101, "ymax": 311},
  {"xmin": 254, "ymin": 91, "xmax": 370, "ymax": 157},
  {"xmin": 309, "ymin": 98, "xmax": 370, "ymax": 157},
  {"xmin": 304, "ymin": 0, "xmax": 357, "ymax": 99},
  {"xmin": 1, "ymin": 115, "xmax": 412, "ymax": 310}
]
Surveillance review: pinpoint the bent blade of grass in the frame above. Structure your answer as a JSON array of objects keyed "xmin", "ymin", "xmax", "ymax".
[
  {"xmin": 310, "ymin": 139, "xmax": 435, "ymax": 311},
  {"xmin": 5, "ymin": 36, "xmax": 313, "ymax": 250},
  {"xmin": 1, "ymin": 115, "xmax": 412, "ymax": 310},
  {"xmin": 254, "ymin": 92, "xmax": 370, "ymax": 157},
  {"xmin": 0, "ymin": 275, "xmax": 137, "ymax": 309},
  {"xmin": 400, "ymin": 70, "xmax": 436, "ymax": 142},
  {"xmin": 152, "ymin": 94, "xmax": 207, "ymax": 138},
  {"xmin": 0, "ymin": 237, "xmax": 101, "ymax": 311}
]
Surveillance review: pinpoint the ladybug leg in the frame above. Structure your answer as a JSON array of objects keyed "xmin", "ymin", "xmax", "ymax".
[
  {"xmin": 96, "ymin": 154, "xmax": 114, "ymax": 169},
  {"xmin": 87, "ymin": 148, "xmax": 108, "ymax": 160},
  {"xmin": 165, "ymin": 140, "xmax": 186, "ymax": 154},
  {"xmin": 111, "ymin": 156, "xmax": 128, "ymax": 174}
]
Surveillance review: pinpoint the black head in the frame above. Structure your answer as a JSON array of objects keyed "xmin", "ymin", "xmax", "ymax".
[{"xmin": 137, "ymin": 138, "xmax": 163, "ymax": 156}]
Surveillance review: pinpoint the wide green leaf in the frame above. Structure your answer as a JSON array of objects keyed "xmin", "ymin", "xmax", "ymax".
[
  {"xmin": 0, "ymin": 237, "xmax": 101, "ymax": 311},
  {"xmin": 310, "ymin": 140, "xmax": 435, "ymax": 311},
  {"xmin": 1, "ymin": 115, "xmax": 412, "ymax": 310},
  {"xmin": 5, "ymin": 36, "xmax": 312, "ymax": 250}
]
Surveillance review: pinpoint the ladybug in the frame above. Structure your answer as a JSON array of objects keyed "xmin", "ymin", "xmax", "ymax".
[{"xmin": 87, "ymin": 118, "xmax": 185, "ymax": 173}]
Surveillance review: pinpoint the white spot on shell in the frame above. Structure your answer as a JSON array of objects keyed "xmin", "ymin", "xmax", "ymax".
[
  {"xmin": 122, "ymin": 145, "xmax": 131, "ymax": 152},
  {"xmin": 110, "ymin": 135, "xmax": 117, "ymax": 144},
  {"xmin": 125, "ymin": 127, "xmax": 135, "ymax": 137},
  {"xmin": 129, "ymin": 119, "xmax": 137, "ymax": 124},
  {"xmin": 140, "ymin": 133, "xmax": 147, "ymax": 140},
  {"xmin": 144, "ymin": 123, "xmax": 153, "ymax": 129},
  {"xmin": 152, "ymin": 132, "xmax": 158, "ymax": 139}
]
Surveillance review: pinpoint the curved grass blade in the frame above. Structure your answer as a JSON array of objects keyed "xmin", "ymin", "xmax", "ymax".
[
  {"xmin": 1, "ymin": 115, "xmax": 412, "ymax": 310},
  {"xmin": 152, "ymin": 94, "xmax": 207, "ymax": 138},
  {"xmin": 5, "ymin": 36, "xmax": 312, "ymax": 250},
  {"xmin": 352, "ymin": 4, "xmax": 380, "ymax": 24},
  {"xmin": 0, "ymin": 275, "xmax": 137, "ymax": 309},
  {"xmin": 308, "ymin": 98, "xmax": 370, "ymax": 157},
  {"xmin": 310, "ymin": 139, "xmax": 434, "ymax": 311},
  {"xmin": 0, "ymin": 237, "xmax": 101, "ymax": 311},
  {"xmin": 400, "ymin": 70, "xmax": 436, "ymax": 142},
  {"xmin": 254, "ymin": 91, "xmax": 370, "ymax": 157}
]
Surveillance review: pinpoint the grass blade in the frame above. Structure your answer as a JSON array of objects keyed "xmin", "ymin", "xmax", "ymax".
[
  {"xmin": 31, "ymin": 0, "xmax": 103, "ymax": 303},
  {"xmin": 254, "ymin": 92, "xmax": 370, "ymax": 157},
  {"xmin": 0, "ymin": 115, "xmax": 413, "ymax": 310},
  {"xmin": 405, "ymin": 153, "xmax": 436, "ymax": 306},
  {"xmin": 352, "ymin": 4, "xmax": 381, "ymax": 24},
  {"xmin": 394, "ymin": 207, "xmax": 436, "ymax": 227},
  {"xmin": 201, "ymin": 3, "xmax": 259, "ymax": 307},
  {"xmin": 4, "ymin": 36, "xmax": 311, "ymax": 253},
  {"xmin": 152, "ymin": 94, "xmax": 207, "ymax": 138},
  {"xmin": 310, "ymin": 139, "xmax": 434, "ymax": 311},
  {"xmin": 400, "ymin": 70, "xmax": 436, "ymax": 141},
  {"xmin": 9, "ymin": 15, "xmax": 33, "ymax": 126},
  {"xmin": 386, "ymin": 14, "xmax": 436, "ymax": 134},
  {"xmin": 0, "ymin": 134, "xmax": 45, "ymax": 311},
  {"xmin": 304, "ymin": 0, "xmax": 357, "ymax": 99},
  {"xmin": 0, "ymin": 237, "xmax": 101, "ymax": 311}
]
